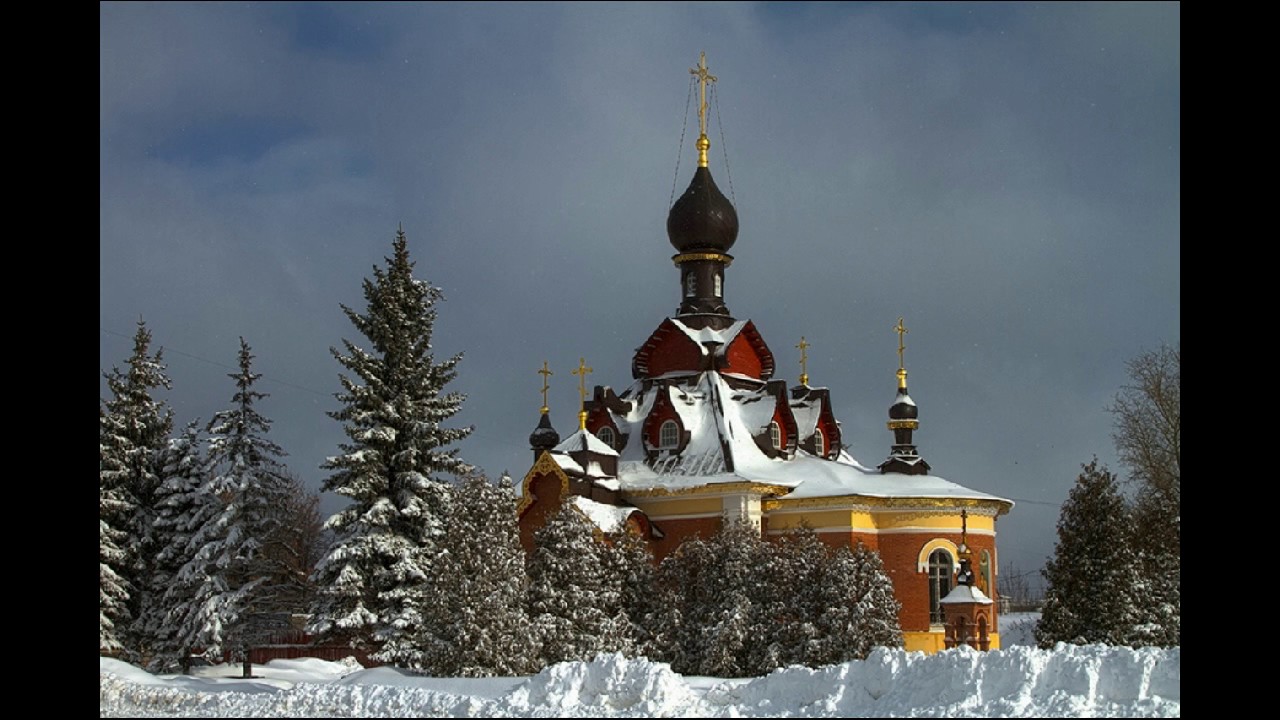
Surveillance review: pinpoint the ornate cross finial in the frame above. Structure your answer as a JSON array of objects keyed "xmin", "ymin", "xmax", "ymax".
[
  {"xmin": 572, "ymin": 357, "xmax": 593, "ymax": 430},
  {"xmin": 796, "ymin": 336, "xmax": 811, "ymax": 386},
  {"xmin": 689, "ymin": 51, "xmax": 717, "ymax": 168},
  {"xmin": 538, "ymin": 361, "xmax": 553, "ymax": 415},
  {"xmin": 959, "ymin": 508, "xmax": 971, "ymax": 557},
  {"xmin": 894, "ymin": 316, "xmax": 909, "ymax": 389}
]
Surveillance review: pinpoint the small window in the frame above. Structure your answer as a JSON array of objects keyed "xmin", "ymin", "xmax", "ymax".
[
  {"xmin": 659, "ymin": 420, "xmax": 679, "ymax": 449},
  {"xmin": 714, "ymin": 273, "xmax": 722, "ymax": 297},
  {"xmin": 929, "ymin": 549, "xmax": 954, "ymax": 625},
  {"xmin": 684, "ymin": 273, "xmax": 696, "ymax": 297},
  {"xmin": 769, "ymin": 421, "xmax": 782, "ymax": 450},
  {"xmin": 597, "ymin": 426, "xmax": 615, "ymax": 448},
  {"xmin": 813, "ymin": 428, "xmax": 825, "ymax": 458}
]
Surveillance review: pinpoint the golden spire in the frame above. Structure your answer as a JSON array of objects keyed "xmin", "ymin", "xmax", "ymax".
[
  {"xmin": 796, "ymin": 336, "xmax": 811, "ymax": 386},
  {"xmin": 537, "ymin": 361, "xmax": 553, "ymax": 415},
  {"xmin": 572, "ymin": 357, "xmax": 593, "ymax": 430},
  {"xmin": 894, "ymin": 316, "xmax": 909, "ymax": 389},
  {"xmin": 689, "ymin": 51, "xmax": 717, "ymax": 168}
]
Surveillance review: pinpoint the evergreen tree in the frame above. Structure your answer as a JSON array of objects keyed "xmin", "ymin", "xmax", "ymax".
[
  {"xmin": 659, "ymin": 520, "xmax": 767, "ymax": 677},
  {"xmin": 1036, "ymin": 459, "xmax": 1143, "ymax": 647},
  {"xmin": 100, "ymin": 408, "xmax": 131, "ymax": 655},
  {"xmin": 421, "ymin": 475, "xmax": 538, "ymax": 676},
  {"xmin": 608, "ymin": 525, "xmax": 664, "ymax": 661},
  {"xmin": 171, "ymin": 338, "xmax": 294, "ymax": 674},
  {"xmin": 810, "ymin": 542, "xmax": 903, "ymax": 663},
  {"xmin": 308, "ymin": 227, "xmax": 473, "ymax": 667},
  {"xmin": 100, "ymin": 319, "xmax": 173, "ymax": 660},
  {"xmin": 527, "ymin": 502, "xmax": 630, "ymax": 666},
  {"xmin": 139, "ymin": 420, "xmax": 214, "ymax": 672}
]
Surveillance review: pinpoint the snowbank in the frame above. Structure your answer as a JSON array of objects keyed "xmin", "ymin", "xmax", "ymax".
[{"xmin": 100, "ymin": 645, "xmax": 1180, "ymax": 717}]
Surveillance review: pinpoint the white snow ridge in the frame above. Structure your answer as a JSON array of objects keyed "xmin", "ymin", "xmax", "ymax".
[{"xmin": 100, "ymin": 644, "xmax": 1179, "ymax": 718}]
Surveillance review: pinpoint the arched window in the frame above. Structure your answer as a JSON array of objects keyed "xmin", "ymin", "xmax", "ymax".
[
  {"xmin": 928, "ymin": 548, "xmax": 953, "ymax": 625},
  {"xmin": 597, "ymin": 426, "xmax": 615, "ymax": 448},
  {"xmin": 714, "ymin": 273, "xmax": 722, "ymax": 297},
  {"xmin": 659, "ymin": 420, "xmax": 679, "ymax": 449},
  {"xmin": 813, "ymin": 428, "xmax": 826, "ymax": 458},
  {"xmin": 684, "ymin": 272, "xmax": 696, "ymax": 297},
  {"xmin": 769, "ymin": 421, "xmax": 782, "ymax": 450}
]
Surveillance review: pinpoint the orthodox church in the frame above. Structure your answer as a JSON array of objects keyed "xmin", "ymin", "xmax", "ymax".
[{"xmin": 517, "ymin": 55, "xmax": 1013, "ymax": 654}]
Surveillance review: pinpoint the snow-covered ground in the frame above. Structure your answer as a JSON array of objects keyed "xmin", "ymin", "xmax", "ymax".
[{"xmin": 100, "ymin": 615, "xmax": 1179, "ymax": 718}]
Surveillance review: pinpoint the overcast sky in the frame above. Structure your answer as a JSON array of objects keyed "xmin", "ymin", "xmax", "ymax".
[{"xmin": 100, "ymin": 2, "xmax": 1180, "ymax": 586}]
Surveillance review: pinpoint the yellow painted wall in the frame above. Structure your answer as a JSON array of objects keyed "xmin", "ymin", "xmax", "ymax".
[{"xmin": 903, "ymin": 631, "xmax": 1002, "ymax": 654}]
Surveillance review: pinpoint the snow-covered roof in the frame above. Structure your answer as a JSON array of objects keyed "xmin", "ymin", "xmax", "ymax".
[
  {"xmin": 553, "ymin": 427, "xmax": 619, "ymax": 457},
  {"xmin": 601, "ymin": 371, "xmax": 1010, "ymax": 506},
  {"xmin": 669, "ymin": 317, "xmax": 747, "ymax": 353},
  {"xmin": 940, "ymin": 585, "xmax": 993, "ymax": 605},
  {"xmin": 569, "ymin": 496, "xmax": 636, "ymax": 534}
]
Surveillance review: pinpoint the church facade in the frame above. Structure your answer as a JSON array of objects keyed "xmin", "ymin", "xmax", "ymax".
[{"xmin": 517, "ymin": 55, "xmax": 1013, "ymax": 654}]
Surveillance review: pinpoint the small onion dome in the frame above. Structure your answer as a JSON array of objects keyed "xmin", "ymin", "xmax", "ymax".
[
  {"xmin": 667, "ymin": 166, "xmax": 739, "ymax": 253},
  {"xmin": 529, "ymin": 412, "xmax": 560, "ymax": 451},
  {"xmin": 889, "ymin": 388, "xmax": 918, "ymax": 420}
]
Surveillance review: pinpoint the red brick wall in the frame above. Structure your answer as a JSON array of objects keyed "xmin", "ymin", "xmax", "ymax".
[
  {"xmin": 518, "ymin": 472, "xmax": 565, "ymax": 556},
  {"xmin": 724, "ymin": 332, "xmax": 763, "ymax": 378}
]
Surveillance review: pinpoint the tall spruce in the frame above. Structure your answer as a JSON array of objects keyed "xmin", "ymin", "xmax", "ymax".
[
  {"xmin": 608, "ymin": 526, "xmax": 664, "ymax": 660},
  {"xmin": 100, "ymin": 319, "xmax": 173, "ymax": 660},
  {"xmin": 421, "ymin": 475, "xmax": 537, "ymax": 676},
  {"xmin": 527, "ymin": 502, "xmax": 631, "ymax": 666},
  {"xmin": 309, "ymin": 227, "xmax": 473, "ymax": 667},
  {"xmin": 139, "ymin": 420, "xmax": 214, "ymax": 672},
  {"xmin": 171, "ymin": 338, "xmax": 294, "ymax": 674},
  {"xmin": 1036, "ymin": 459, "xmax": 1143, "ymax": 647}
]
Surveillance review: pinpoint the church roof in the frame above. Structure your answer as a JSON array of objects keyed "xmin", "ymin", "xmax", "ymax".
[
  {"xmin": 569, "ymin": 496, "xmax": 638, "ymax": 534},
  {"xmin": 584, "ymin": 370, "xmax": 1010, "ymax": 507},
  {"xmin": 940, "ymin": 584, "xmax": 994, "ymax": 605}
]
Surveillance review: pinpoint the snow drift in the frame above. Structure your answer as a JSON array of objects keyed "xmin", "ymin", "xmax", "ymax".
[{"xmin": 100, "ymin": 643, "xmax": 1179, "ymax": 717}]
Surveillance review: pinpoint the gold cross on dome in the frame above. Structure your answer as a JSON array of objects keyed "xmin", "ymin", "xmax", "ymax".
[
  {"xmin": 537, "ymin": 361, "xmax": 553, "ymax": 415},
  {"xmin": 796, "ymin": 337, "xmax": 811, "ymax": 386},
  {"xmin": 572, "ymin": 357, "xmax": 593, "ymax": 429},
  {"xmin": 689, "ymin": 52, "xmax": 717, "ymax": 167},
  {"xmin": 894, "ymin": 317, "xmax": 908, "ymax": 370}
]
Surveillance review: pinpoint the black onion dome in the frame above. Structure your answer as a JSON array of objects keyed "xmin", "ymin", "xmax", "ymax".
[
  {"xmin": 889, "ymin": 388, "xmax": 919, "ymax": 420},
  {"xmin": 667, "ymin": 166, "xmax": 739, "ymax": 253},
  {"xmin": 529, "ymin": 412, "xmax": 560, "ymax": 450}
]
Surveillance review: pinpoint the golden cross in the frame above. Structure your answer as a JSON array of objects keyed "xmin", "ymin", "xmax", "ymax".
[
  {"xmin": 689, "ymin": 51, "xmax": 717, "ymax": 167},
  {"xmin": 796, "ymin": 336, "xmax": 810, "ymax": 386},
  {"xmin": 894, "ymin": 317, "xmax": 908, "ymax": 371},
  {"xmin": 571, "ymin": 357, "xmax": 593, "ymax": 429},
  {"xmin": 537, "ymin": 361, "xmax": 553, "ymax": 415}
]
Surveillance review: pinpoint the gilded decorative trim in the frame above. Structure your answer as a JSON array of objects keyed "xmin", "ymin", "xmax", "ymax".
[
  {"xmin": 887, "ymin": 419, "xmax": 919, "ymax": 430},
  {"xmin": 625, "ymin": 481, "xmax": 791, "ymax": 499},
  {"xmin": 517, "ymin": 451, "xmax": 570, "ymax": 516},
  {"xmin": 762, "ymin": 494, "xmax": 1011, "ymax": 515},
  {"xmin": 672, "ymin": 252, "xmax": 734, "ymax": 266}
]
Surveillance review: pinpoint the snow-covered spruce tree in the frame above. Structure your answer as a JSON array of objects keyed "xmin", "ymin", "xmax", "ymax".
[
  {"xmin": 812, "ymin": 541, "xmax": 903, "ymax": 663},
  {"xmin": 308, "ymin": 227, "xmax": 473, "ymax": 667},
  {"xmin": 608, "ymin": 525, "xmax": 664, "ymax": 661},
  {"xmin": 171, "ymin": 338, "xmax": 295, "ymax": 675},
  {"xmin": 1036, "ymin": 459, "xmax": 1143, "ymax": 647},
  {"xmin": 421, "ymin": 474, "xmax": 538, "ymax": 676},
  {"xmin": 527, "ymin": 502, "xmax": 631, "ymax": 666},
  {"xmin": 137, "ymin": 420, "xmax": 215, "ymax": 672},
  {"xmin": 100, "ymin": 407, "xmax": 132, "ymax": 655},
  {"xmin": 659, "ymin": 520, "xmax": 768, "ymax": 677},
  {"xmin": 100, "ymin": 319, "xmax": 173, "ymax": 660}
]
